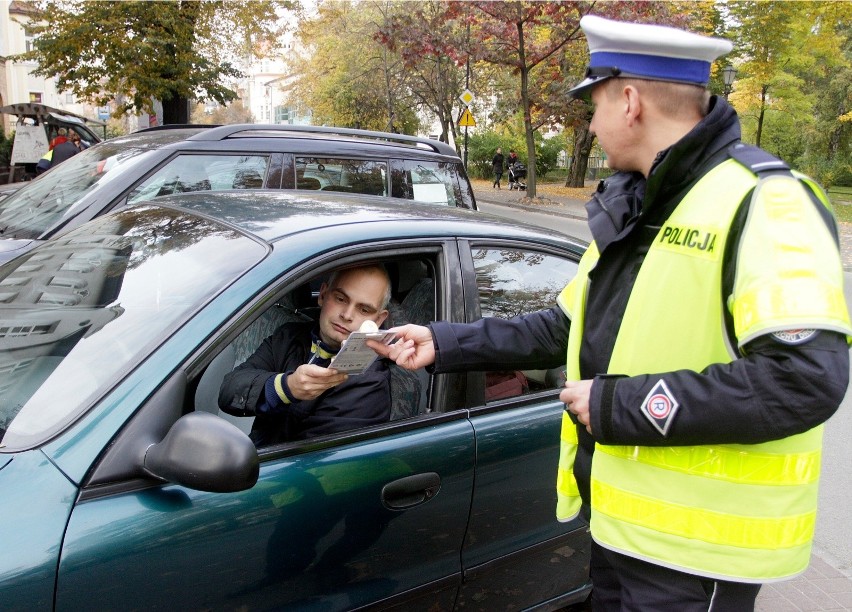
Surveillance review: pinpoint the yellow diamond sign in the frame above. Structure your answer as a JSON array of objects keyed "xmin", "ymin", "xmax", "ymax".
[{"xmin": 459, "ymin": 89, "xmax": 475, "ymax": 106}]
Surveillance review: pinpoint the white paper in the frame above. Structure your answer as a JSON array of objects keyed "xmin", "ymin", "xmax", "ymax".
[{"xmin": 329, "ymin": 330, "xmax": 397, "ymax": 374}]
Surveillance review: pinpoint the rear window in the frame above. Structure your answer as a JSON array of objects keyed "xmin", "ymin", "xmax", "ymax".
[
  {"xmin": 0, "ymin": 206, "xmax": 265, "ymax": 450},
  {"xmin": 391, "ymin": 159, "xmax": 471, "ymax": 208},
  {"xmin": 294, "ymin": 157, "xmax": 388, "ymax": 196}
]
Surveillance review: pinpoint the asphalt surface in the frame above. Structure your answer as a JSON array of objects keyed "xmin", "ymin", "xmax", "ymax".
[{"xmin": 474, "ymin": 183, "xmax": 852, "ymax": 611}]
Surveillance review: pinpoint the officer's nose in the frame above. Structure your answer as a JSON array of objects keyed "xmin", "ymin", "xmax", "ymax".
[{"xmin": 339, "ymin": 305, "xmax": 354, "ymax": 322}]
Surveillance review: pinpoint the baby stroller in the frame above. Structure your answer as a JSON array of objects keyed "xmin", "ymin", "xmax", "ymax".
[{"xmin": 508, "ymin": 161, "xmax": 527, "ymax": 191}]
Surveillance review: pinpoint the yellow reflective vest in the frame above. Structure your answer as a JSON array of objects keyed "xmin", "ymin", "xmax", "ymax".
[{"xmin": 556, "ymin": 158, "xmax": 852, "ymax": 582}]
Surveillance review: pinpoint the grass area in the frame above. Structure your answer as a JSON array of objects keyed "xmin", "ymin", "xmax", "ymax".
[{"xmin": 833, "ymin": 202, "xmax": 852, "ymax": 224}]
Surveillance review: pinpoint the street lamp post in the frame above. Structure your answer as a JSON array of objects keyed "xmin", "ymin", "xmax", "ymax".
[{"xmin": 722, "ymin": 65, "xmax": 737, "ymax": 100}]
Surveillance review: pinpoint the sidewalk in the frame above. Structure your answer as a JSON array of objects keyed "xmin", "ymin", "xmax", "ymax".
[
  {"xmin": 474, "ymin": 180, "xmax": 852, "ymax": 272},
  {"xmin": 474, "ymin": 181, "xmax": 852, "ymax": 611}
]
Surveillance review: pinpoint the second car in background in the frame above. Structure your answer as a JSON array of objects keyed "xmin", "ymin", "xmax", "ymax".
[{"xmin": 0, "ymin": 124, "xmax": 476, "ymax": 263}]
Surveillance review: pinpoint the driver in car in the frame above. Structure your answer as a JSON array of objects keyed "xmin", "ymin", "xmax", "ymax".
[{"xmin": 219, "ymin": 264, "xmax": 392, "ymax": 445}]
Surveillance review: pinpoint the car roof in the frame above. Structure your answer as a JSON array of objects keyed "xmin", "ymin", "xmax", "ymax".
[
  {"xmin": 151, "ymin": 189, "xmax": 576, "ymax": 246},
  {"xmin": 130, "ymin": 124, "xmax": 462, "ymax": 161}
]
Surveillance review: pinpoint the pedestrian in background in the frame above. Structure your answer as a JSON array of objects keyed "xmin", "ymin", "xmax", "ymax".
[
  {"xmin": 492, "ymin": 147, "xmax": 504, "ymax": 188},
  {"xmin": 49, "ymin": 127, "xmax": 67, "ymax": 150},
  {"xmin": 506, "ymin": 149, "xmax": 519, "ymax": 169},
  {"xmin": 49, "ymin": 136, "xmax": 80, "ymax": 168},
  {"xmin": 372, "ymin": 14, "xmax": 851, "ymax": 611},
  {"xmin": 69, "ymin": 129, "xmax": 87, "ymax": 151}
]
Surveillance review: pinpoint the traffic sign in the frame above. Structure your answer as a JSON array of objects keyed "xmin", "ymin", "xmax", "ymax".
[
  {"xmin": 458, "ymin": 108, "xmax": 476, "ymax": 127},
  {"xmin": 459, "ymin": 89, "xmax": 475, "ymax": 106}
]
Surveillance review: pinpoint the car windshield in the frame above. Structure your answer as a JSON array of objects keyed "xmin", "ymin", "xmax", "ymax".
[
  {"xmin": 0, "ymin": 205, "xmax": 266, "ymax": 451},
  {"xmin": 0, "ymin": 131, "xmax": 193, "ymax": 240}
]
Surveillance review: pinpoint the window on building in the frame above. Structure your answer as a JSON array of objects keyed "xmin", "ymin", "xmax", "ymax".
[{"xmin": 274, "ymin": 106, "xmax": 289, "ymax": 124}]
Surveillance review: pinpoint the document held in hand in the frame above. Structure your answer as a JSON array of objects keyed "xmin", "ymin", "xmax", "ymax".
[{"xmin": 329, "ymin": 323, "xmax": 397, "ymax": 374}]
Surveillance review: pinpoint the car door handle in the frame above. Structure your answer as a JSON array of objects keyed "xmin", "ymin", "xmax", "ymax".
[{"xmin": 381, "ymin": 472, "xmax": 441, "ymax": 510}]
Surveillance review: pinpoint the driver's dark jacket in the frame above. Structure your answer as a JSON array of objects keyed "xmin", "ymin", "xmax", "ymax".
[
  {"xmin": 428, "ymin": 96, "xmax": 849, "ymax": 519},
  {"xmin": 219, "ymin": 322, "xmax": 391, "ymax": 446}
]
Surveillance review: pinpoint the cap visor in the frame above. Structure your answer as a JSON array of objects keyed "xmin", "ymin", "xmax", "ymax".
[{"xmin": 568, "ymin": 75, "xmax": 610, "ymax": 99}]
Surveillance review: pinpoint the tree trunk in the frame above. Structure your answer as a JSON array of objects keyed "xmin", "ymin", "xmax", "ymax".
[
  {"xmin": 756, "ymin": 84, "xmax": 768, "ymax": 148},
  {"xmin": 517, "ymin": 21, "xmax": 537, "ymax": 198},
  {"xmin": 162, "ymin": 95, "xmax": 190, "ymax": 124},
  {"xmin": 161, "ymin": 1, "xmax": 199, "ymax": 125},
  {"xmin": 566, "ymin": 122, "xmax": 594, "ymax": 188}
]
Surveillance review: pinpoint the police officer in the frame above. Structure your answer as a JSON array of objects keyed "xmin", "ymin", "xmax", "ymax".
[{"xmin": 371, "ymin": 15, "xmax": 852, "ymax": 611}]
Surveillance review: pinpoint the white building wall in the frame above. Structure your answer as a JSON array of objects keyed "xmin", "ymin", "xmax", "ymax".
[{"xmin": 1, "ymin": 1, "xmax": 98, "ymax": 133}]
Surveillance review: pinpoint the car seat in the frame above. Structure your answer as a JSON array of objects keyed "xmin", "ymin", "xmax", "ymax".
[
  {"xmin": 296, "ymin": 177, "xmax": 322, "ymax": 190},
  {"xmin": 194, "ymin": 284, "xmax": 314, "ymax": 434},
  {"xmin": 386, "ymin": 265, "xmax": 434, "ymax": 420}
]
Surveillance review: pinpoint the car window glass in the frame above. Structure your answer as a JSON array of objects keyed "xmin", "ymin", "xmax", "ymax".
[
  {"xmin": 127, "ymin": 154, "xmax": 270, "ymax": 204},
  {"xmin": 0, "ymin": 207, "xmax": 265, "ymax": 451},
  {"xmin": 294, "ymin": 157, "xmax": 387, "ymax": 196},
  {"xmin": 200, "ymin": 258, "xmax": 436, "ymax": 448},
  {"xmin": 0, "ymin": 142, "xmax": 159, "ymax": 240},
  {"xmin": 473, "ymin": 248, "xmax": 578, "ymax": 400},
  {"xmin": 390, "ymin": 160, "xmax": 462, "ymax": 207}
]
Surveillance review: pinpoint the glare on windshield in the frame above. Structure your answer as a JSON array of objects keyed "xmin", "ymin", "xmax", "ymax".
[{"xmin": 0, "ymin": 140, "xmax": 152, "ymax": 240}]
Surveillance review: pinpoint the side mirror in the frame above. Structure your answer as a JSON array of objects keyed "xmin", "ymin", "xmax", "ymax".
[{"xmin": 144, "ymin": 412, "xmax": 258, "ymax": 492}]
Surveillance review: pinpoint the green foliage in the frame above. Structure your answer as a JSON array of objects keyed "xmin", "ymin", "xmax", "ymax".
[
  {"xmin": 287, "ymin": 1, "xmax": 420, "ymax": 133},
  {"xmin": 466, "ymin": 127, "xmax": 567, "ymax": 180},
  {"xmin": 535, "ymin": 133, "xmax": 567, "ymax": 178},
  {"xmin": 723, "ymin": 1, "xmax": 851, "ymax": 186},
  {"xmin": 0, "ymin": 130, "xmax": 14, "ymax": 167},
  {"xmin": 17, "ymin": 0, "xmax": 294, "ymax": 119},
  {"xmin": 467, "ymin": 130, "xmax": 506, "ymax": 179}
]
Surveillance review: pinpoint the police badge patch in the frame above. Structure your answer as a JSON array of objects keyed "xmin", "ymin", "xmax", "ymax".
[
  {"xmin": 640, "ymin": 379, "xmax": 680, "ymax": 436},
  {"xmin": 771, "ymin": 329, "xmax": 817, "ymax": 345}
]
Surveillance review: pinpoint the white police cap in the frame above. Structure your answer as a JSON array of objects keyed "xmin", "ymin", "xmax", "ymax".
[{"xmin": 569, "ymin": 15, "xmax": 733, "ymax": 98}]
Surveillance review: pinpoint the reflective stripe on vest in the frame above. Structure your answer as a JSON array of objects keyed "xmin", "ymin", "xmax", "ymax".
[{"xmin": 556, "ymin": 159, "xmax": 852, "ymax": 581}]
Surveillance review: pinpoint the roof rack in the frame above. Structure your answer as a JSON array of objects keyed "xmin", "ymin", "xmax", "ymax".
[
  {"xmin": 135, "ymin": 124, "xmax": 221, "ymax": 133},
  {"xmin": 187, "ymin": 124, "xmax": 458, "ymax": 156}
]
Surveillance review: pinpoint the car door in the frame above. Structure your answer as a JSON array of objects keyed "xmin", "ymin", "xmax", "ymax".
[
  {"xmin": 454, "ymin": 239, "xmax": 592, "ymax": 610},
  {"xmin": 55, "ymin": 244, "xmax": 476, "ymax": 611}
]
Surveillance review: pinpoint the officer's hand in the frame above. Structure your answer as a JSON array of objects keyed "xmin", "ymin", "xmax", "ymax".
[
  {"xmin": 366, "ymin": 324, "xmax": 435, "ymax": 370},
  {"xmin": 287, "ymin": 364, "xmax": 348, "ymax": 400},
  {"xmin": 561, "ymin": 380, "xmax": 594, "ymax": 435}
]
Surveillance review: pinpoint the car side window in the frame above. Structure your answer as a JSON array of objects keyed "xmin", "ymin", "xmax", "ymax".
[
  {"xmin": 194, "ymin": 257, "xmax": 438, "ymax": 447},
  {"xmin": 294, "ymin": 157, "xmax": 388, "ymax": 196},
  {"xmin": 390, "ymin": 160, "xmax": 463, "ymax": 207},
  {"xmin": 127, "ymin": 154, "xmax": 270, "ymax": 204},
  {"xmin": 472, "ymin": 247, "xmax": 578, "ymax": 400}
]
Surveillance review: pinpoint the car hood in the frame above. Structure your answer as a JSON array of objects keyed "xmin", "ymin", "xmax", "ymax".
[{"xmin": 0, "ymin": 237, "xmax": 37, "ymax": 264}]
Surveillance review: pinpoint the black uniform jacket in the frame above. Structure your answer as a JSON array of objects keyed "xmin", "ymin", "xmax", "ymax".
[
  {"xmin": 219, "ymin": 322, "xmax": 391, "ymax": 445},
  {"xmin": 429, "ymin": 96, "xmax": 849, "ymax": 516}
]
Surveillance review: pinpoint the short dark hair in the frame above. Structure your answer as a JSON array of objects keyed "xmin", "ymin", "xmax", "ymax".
[{"xmin": 327, "ymin": 264, "xmax": 392, "ymax": 309}]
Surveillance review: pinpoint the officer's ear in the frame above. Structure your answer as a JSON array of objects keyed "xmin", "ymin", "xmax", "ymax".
[{"xmin": 623, "ymin": 85, "xmax": 642, "ymax": 126}]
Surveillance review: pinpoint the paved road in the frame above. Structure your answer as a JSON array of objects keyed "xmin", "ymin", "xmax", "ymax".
[{"xmin": 475, "ymin": 187, "xmax": 852, "ymax": 611}]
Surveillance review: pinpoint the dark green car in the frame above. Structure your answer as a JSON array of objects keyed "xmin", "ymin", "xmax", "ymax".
[{"xmin": 0, "ymin": 191, "xmax": 591, "ymax": 610}]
